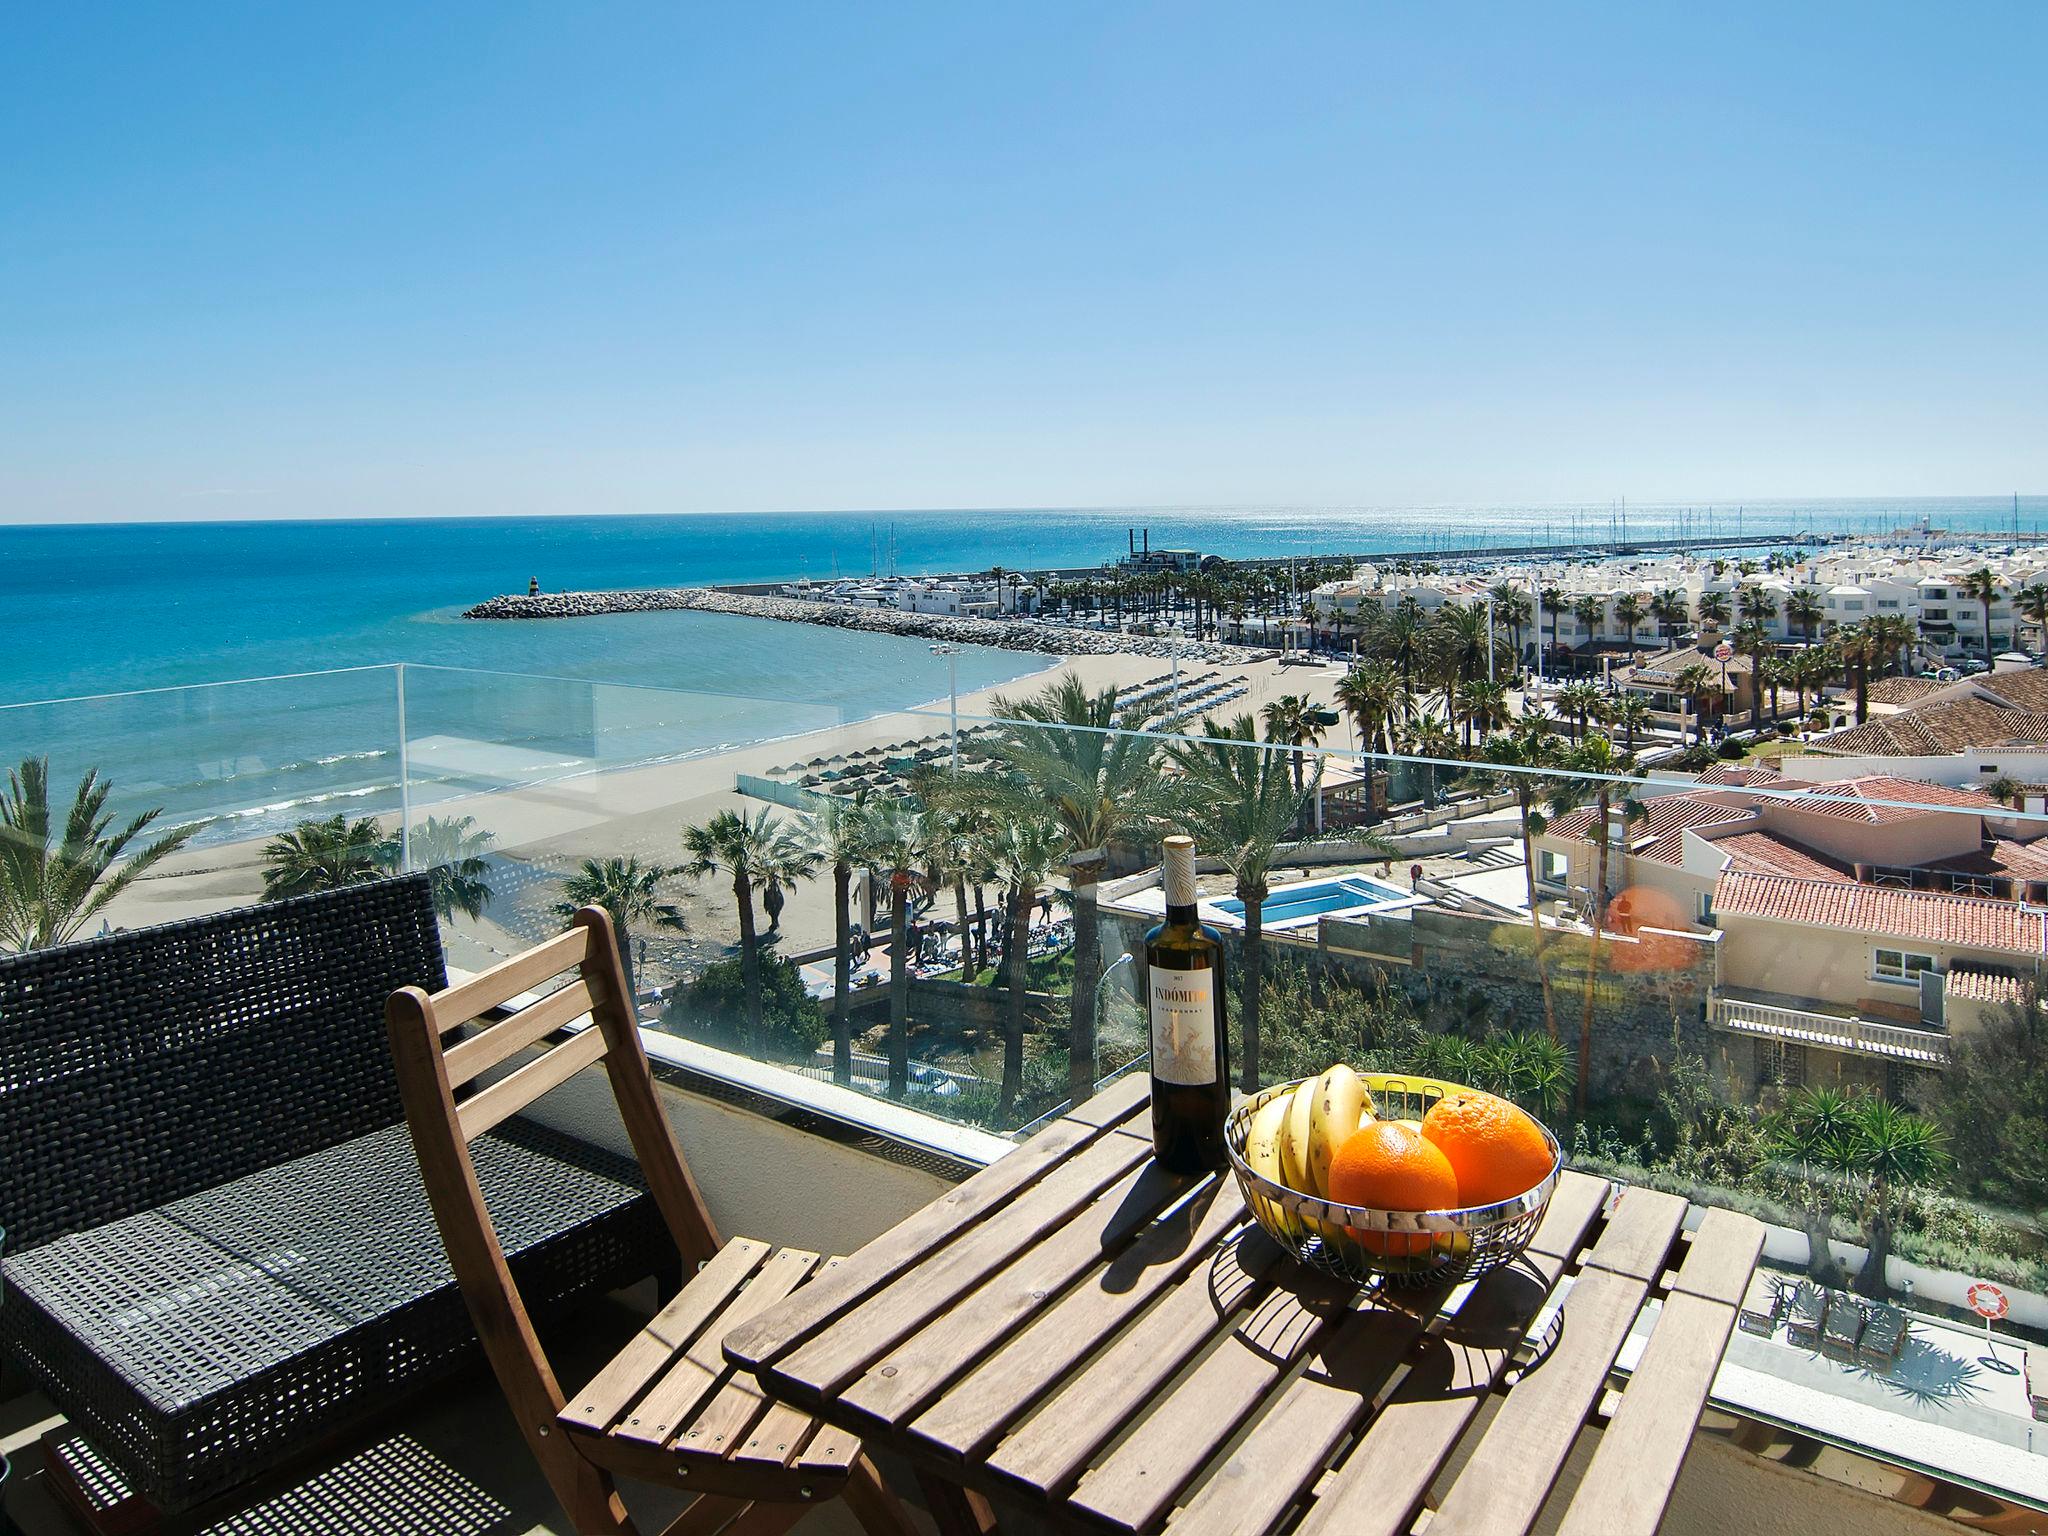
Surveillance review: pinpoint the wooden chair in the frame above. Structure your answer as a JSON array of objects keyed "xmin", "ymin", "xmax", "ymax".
[{"xmin": 385, "ymin": 907, "xmax": 915, "ymax": 1536}]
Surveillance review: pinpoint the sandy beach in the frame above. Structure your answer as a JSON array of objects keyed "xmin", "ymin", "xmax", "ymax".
[{"xmin": 101, "ymin": 644, "xmax": 1355, "ymax": 980}]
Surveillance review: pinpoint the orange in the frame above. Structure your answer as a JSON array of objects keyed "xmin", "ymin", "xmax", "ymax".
[
  {"xmin": 1326, "ymin": 1121, "xmax": 1461, "ymax": 1256},
  {"xmin": 1420, "ymin": 1091, "xmax": 1553, "ymax": 1207}
]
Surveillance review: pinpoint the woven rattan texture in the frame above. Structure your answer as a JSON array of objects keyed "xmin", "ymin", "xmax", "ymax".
[
  {"xmin": 4, "ymin": 1119, "xmax": 665, "ymax": 1510},
  {"xmin": 0, "ymin": 877, "xmax": 447, "ymax": 1251}
]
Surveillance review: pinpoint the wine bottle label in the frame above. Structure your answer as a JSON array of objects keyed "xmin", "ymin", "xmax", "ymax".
[{"xmin": 1149, "ymin": 968, "xmax": 1218, "ymax": 1085}]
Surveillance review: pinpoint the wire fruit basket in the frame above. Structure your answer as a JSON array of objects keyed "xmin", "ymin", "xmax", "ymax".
[{"xmin": 1225, "ymin": 1073, "xmax": 1562, "ymax": 1286}]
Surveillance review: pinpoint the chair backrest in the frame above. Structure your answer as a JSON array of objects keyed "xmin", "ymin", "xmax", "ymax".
[
  {"xmin": 384, "ymin": 906, "xmax": 719, "ymax": 1445},
  {"xmin": 0, "ymin": 875, "xmax": 445, "ymax": 1251}
]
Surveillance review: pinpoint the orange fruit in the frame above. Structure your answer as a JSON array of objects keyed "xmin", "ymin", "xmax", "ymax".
[
  {"xmin": 1420, "ymin": 1091, "xmax": 1553, "ymax": 1207},
  {"xmin": 1326, "ymin": 1120, "xmax": 1461, "ymax": 1255}
]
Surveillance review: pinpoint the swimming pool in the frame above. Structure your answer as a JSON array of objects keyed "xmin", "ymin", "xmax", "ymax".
[{"xmin": 1212, "ymin": 875, "xmax": 1418, "ymax": 929}]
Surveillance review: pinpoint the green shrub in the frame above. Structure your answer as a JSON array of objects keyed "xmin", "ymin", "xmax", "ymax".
[{"xmin": 669, "ymin": 954, "xmax": 828, "ymax": 1062}]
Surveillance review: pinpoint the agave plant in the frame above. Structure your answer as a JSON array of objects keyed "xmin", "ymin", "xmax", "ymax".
[{"xmin": 0, "ymin": 756, "xmax": 196, "ymax": 951}]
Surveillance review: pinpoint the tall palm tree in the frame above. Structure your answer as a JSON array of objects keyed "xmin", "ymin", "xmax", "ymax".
[
  {"xmin": 1547, "ymin": 734, "xmax": 1640, "ymax": 1111},
  {"xmin": 860, "ymin": 797, "xmax": 932, "ymax": 1096},
  {"xmin": 1737, "ymin": 584, "xmax": 1779, "ymax": 631},
  {"xmin": 1672, "ymin": 661, "xmax": 1719, "ymax": 744},
  {"xmin": 1606, "ymin": 692, "xmax": 1654, "ymax": 751},
  {"xmin": 0, "ymin": 756, "xmax": 196, "ymax": 952},
  {"xmin": 262, "ymin": 814, "xmax": 386, "ymax": 901},
  {"xmin": 1167, "ymin": 714, "xmax": 1321, "ymax": 1093},
  {"xmin": 1480, "ymin": 722, "xmax": 1562, "ymax": 1043},
  {"xmin": 803, "ymin": 794, "xmax": 873, "ymax": 1086},
  {"xmin": 1962, "ymin": 567, "xmax": 2002, "ymax": 658},
  {"xmin": 1785, "ymin": 587, "xmax": 1824, "ymax": 644},
  {"xmin": 1695, "ymin": 589, "xmax": 1731, "ymax": 630},
  {"xmin": 988, "ymin": 674, "xmax": 1166, "ymax": 1108},
  {"xmin": 392, "ymin": 814, "xmax": 495, "ymax": 921},
  {"xmin": 1260, "ymin": 693, "xmax": 1326, "ymax": 796},
  {"xmin": 1571, "ymin": 595, "xmax": 1604, "ymax": 657},
  {"xmin": 982, "ymin": 812, "xmax": 1064, "ymax": 1118},
  {"xmin": 1490, "ymin": 583, "xmax": 1532, "ymax": 671},
  {"xmin": 1649, "ymin": 588, "xmax": 1690, "ymax": 644},
  {"xmin": 1554, "ymin": 680, "xmax": 1602, "ymax": 741},
  {"xmin": 1868, "ymin": 613, "xmax": 1916, "ymax": 678},
  {"xmin": 1539, "ymin": 584, "xmax": 1567, "ymax": 670},
  {"xmin": 1334, "ymin": 660, "xmax": 1399, "ymax": 757},
  {"xmin": 1378, "ymin": 601, "xmax": 1427, "ymax": 718},
  {"xmin": 1611, "ymin": 593, "xmax": 1647, "ymax": 656},
  {"xmin": 1457, "ymin": 678, "xmax": 1510, "ymax": 747},
  {"xmin": 1732, "ymin": 620, "xmax": 1773, "ymax": 730},
  {"xmin": 682, "ymin": 807, "xmax": 819, "ymax": 1048},
  {"xmin": 1401, "ymin": 715, "xmax": 1457, "ymax": 808},
  {"xmin": 2017, "ymin": 583, "xmax": 2048, "ymax": 658},
  {"xmin": 1836, "ymin": 623, "xmax": 1880, "ymax": 724},
  {"xmin": 1789, "ymin": 645, "xmax": 1834, "ymax": 724},
  {"xmin": 554, "ymin": 856, "xmax": 685, "ymax": 1014}
]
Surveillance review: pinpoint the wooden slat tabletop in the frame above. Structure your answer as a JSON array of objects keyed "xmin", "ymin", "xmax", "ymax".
[{"xmin": 724, "ymin": 1075, "xmax": 1762, "ymax": 1536}]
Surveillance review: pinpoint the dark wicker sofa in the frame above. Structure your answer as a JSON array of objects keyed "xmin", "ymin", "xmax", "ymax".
[{"xmin": 0, "ymin": 876, "xmax": 671, "ymax": 1519}]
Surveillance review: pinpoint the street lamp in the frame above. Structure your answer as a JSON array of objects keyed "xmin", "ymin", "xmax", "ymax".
[{"xmin": 930, "ymin": 643, "xmax": 960, "ymax": 771}]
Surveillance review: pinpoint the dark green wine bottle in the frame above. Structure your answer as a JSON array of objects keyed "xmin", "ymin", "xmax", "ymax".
[{"xmin": 1147, "ymin": 835, "xmax": 1230, "ymax": 1173}]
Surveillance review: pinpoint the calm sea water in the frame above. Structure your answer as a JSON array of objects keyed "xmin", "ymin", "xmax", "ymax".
[{"xmin": 0, "ymin": 500, "xmax": 2036, "ymax": 842}]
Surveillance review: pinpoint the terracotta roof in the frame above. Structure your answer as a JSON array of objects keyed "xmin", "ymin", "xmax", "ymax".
[
  {"xmin": 1865, "ymin": 676, "xmax": 1947, "ymax": 706},
  {"xmin": 1934, "ymin": 839, "xmax": 2048, "ymax": 882},
  {"xmin": 1810, "ymin": 699, "xmax": 2048, "ymax": 756},
  {"xmin": 1972, "ymin": 668, "xmax": 2048, "ymax": 712},
  {"xmin": 1712, "ymin": 870, "xmax": 2048, "ymax": 955},
  {"xmin": 1713, "ymin": 831, "xmax": 1854, "ymax": 882},
  {"xmin": 1945, "ymin": 967, "xmax": 2028, "ymax": 1005},
  {"xmin": 1625, "ymin": 645, "xmax": 1756, "ymax": 683},
  {"xmin": 1781, "ymin": 775, "xmax": 2002, "ymax": 823},
  {"xmin": 1694, "ymin": 764, "xmax": 1804, "ymax": 790},
  {"xmin": 1548, "ymin": 795, "xmax": 1752, "ymax": 853}
]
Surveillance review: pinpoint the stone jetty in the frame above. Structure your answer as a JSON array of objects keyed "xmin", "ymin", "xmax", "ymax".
[{"xmin": 463, "ymin": 586, "xmax": 1265, "ymax": 664}]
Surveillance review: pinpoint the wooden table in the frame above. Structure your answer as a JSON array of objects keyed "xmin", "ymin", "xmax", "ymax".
[{"xmin": 724, "ymin": 1076, "xmax": 1764, "ymax": 1536}]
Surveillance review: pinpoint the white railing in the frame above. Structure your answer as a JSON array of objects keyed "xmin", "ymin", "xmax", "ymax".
[{"xmin": 1709, "ymin": 994, "xmax": 1950, "ymax": 1064}]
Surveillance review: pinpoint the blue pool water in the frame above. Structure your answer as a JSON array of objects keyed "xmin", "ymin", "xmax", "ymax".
[{"xmin": 1215, "ymin": 876, "xmax": 1412, "ymax": 924}]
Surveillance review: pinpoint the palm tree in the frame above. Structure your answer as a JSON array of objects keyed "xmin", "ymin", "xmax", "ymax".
[
  {"xmin": 392, "ymin": 814, "xmax": 495, "ymax": 921},
  {"xmin": 983, "ymin": 813, "xmax": 1065, "ymax": 1117},
  {"xmin": 1695, "ymin": 589, "xmax": 1731, "ymax": 631},
  {"xmin": 1768, "ymin": 1089, "xmax": 1944, "ymax": 1298},
  {"xmin": 1548, "ymin": 734, "xmax": 1640, "ymax": 1112},
  {"xmin": 1539, "ymin": 584, "xmax": 1567, "ymax": 670},
  {"xmin": 1554, "ymin": 679, "xmax": 1602, "ymax": 741},
  {"xmin": 1732, "ymin": 621, "xmax": 1773, "ymax": 730},
  {"xmin": 1789, "ymin": 646, "xmax": 1834, "ymax": 725},
  {"xmin": 1673, "ymin": 662, "xmax": 1718, "ymax": 743},
  {"xmin": 1168, "ymin": 714, "xmax": 1320, "ymax": 1093},
  {"xmin": 1379, "ymin": 601, "xmax": 1427, "ymax": 719},
  {"xmin": 1737, "ymin": 584, "xmax": 1779, "ymax": 631},
  {"xmin": 1605, "ymin": 693, "xmax": 1654, "ymax": 751},
  {"xmin": 860, "ymin": 797, "xmax": 932, "ymax": 1096},
  {"xmin": 1962, "ymin": 567, "xmax": 2002, "ymax": 658},
  {"xmin": 682, "ymin": 807, "xmax": 819, "ymax": 1048},
  {"xmin": 1490, "ymin": 583, "xmax": 1532, "ymax": 671},
  {"xmin": 1457, "ymin": 678, "xmax": 1510, "ymax": 747},
  {"xmin": 803, "ymin": 794, "xmax": 873, "ymax": 1085},
  {"xmin": 1649, "ymin": 588, "xmax": 1690, "ymax": 645},
  {"xmin": 988, "ymin": 674, "xmax": 1166, "ymax": 1108},
  {"xmin": 1869, "ymin": 613, "xmax": 1917, "ymax": 678},
  {"xmin": 261, "ymin": 814, "xmax": 385, "ymax": 901},
  {"xmin": 0, "ymin": 756, "xmax": 196, "ymax": 952},
  {"xmin": 1571, "ymin": 596, "xmax": 1604, "ymax": 657},
  {"xmin": 1480, "ymin": 722, "xmax": 1563, "ymax": 1043},
  {"xmin": 1785, "ymin": 588, "xmax": 1824, "ymax": 644},
  {"xmin": 1837, "ymin": 622, "xmax": 1880, "ymax": 724},
  {"xmin": 1260, "ymin": 693, "xmax": 1325, "ymax": 796},
  {"xmin": 1758, "ymin": 655, "xmax": 1788, "ymax": 726},
  {"xmin": 1401, "ymin": 716, "xmax": 1457, "ymax": 808},
  {"xmin": 1611, "ymin": 592, "xmax": 1647, "ymax": 656},
  {"xmin": 554, "ymin": 856, "xmax": 685, "ymax": 1014},
  {"xmin": 2018, "ymin": 583, "xmax": 2048, "ymax": 657}
]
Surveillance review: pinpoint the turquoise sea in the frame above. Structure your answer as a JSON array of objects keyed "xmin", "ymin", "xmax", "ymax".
[{"xmin": 0, "ymin": 500, "xmax": 2037, "ymax": 842}]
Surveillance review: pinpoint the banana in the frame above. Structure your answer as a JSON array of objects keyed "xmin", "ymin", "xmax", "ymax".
[
  {"xmin": 1244, "ymin": 1093, "xmax": 1303, "ymax": 1238},
  {"xmin": 1280, "ymin": 1077, "xmax": 1319, "ymax": 1193},
  {"xmin": 1307, "ymin": 1064, "xmax": 1374, "ymax": 1196}
]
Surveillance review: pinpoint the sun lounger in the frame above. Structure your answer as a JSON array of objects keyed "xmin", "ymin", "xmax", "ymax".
[
  {"xmin": 1821, "ymin": 1292, "xmax": 1865, "ymax": 1359},
  {"xmin": 1738, "ymin": 1271, "xmax": 1785, "ymax": 1336},
  {"xmin": 1786, "ymin": 1281, "xmax": 1828, "ymax": 1348},
  {"xmin": 1857, "ymin": 1303, "xmax": 1907, "ymax": 1371}
]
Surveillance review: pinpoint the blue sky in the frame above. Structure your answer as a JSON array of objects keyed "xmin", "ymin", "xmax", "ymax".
[{"xmin": 3, "ymin": 3, "xmax": 2043, "ymax": 521}]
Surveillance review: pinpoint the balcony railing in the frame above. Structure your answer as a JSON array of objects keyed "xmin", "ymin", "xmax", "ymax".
[{"xmin": 1709, "ymin": 992, "xmax": 1951, "ymax": 1064}]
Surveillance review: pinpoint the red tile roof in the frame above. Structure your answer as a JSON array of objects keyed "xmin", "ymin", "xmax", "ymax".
[
  {"xmin": 1945, "ymin": 967, "xmax": 2028, "ymax": 1004},
  {"xmin": 1864, "ymin": 676, "xmax": 1947, "ymax": 706},
  {"xmin": 1712, "ymin": 870, "xmax": 2048, "ymax": 955},
  {"xmin": 1783, "ymin": 775, "xmax": 2002, "ymax": 823},
  {"xmin": 1811, "ymin": 699, "xmax": 2048, "ymax": 757},
  {"xmin": 1694, "ymin": 764, "xmax": 1804, "ymax": 790},
  {"xmin": 1713, "ymin": 831, "xmax": 1854, "ymax": 881},
  {"xmin": 1548, "ymin": 795, "xmax": 1752, "ymax": 851}
]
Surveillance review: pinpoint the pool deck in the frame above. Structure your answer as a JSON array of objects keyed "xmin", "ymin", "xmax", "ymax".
[{"xmin": 1114, "ymin": 873, "xmax": 1430, "ymax": 931}]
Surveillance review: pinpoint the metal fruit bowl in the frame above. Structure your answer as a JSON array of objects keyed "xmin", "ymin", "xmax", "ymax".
[{"xmin": 1225, "ymin": 1073, "xmax": 1562, "ymax": 1286}]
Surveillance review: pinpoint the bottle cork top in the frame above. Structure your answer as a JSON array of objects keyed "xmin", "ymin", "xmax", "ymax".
[{"xmin": 1162, "ymin": 834, "xmax": 1197, "ymax": 907}]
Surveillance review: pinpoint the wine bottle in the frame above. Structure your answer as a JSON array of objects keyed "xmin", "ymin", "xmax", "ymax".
[{"xmin": 1146, "ymin": 834, "xmax": 1230, "ymax": 1173}]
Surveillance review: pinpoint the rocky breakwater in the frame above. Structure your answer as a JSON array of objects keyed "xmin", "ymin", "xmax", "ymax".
[{"xmin": 463, "ymin": 586, "xmax": 1263, "ymax": 663}]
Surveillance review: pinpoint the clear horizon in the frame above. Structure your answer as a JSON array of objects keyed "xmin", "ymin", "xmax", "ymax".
[{"xmin": 5, "ymin": 4, "xmax": 2045, "ymax": 523}]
